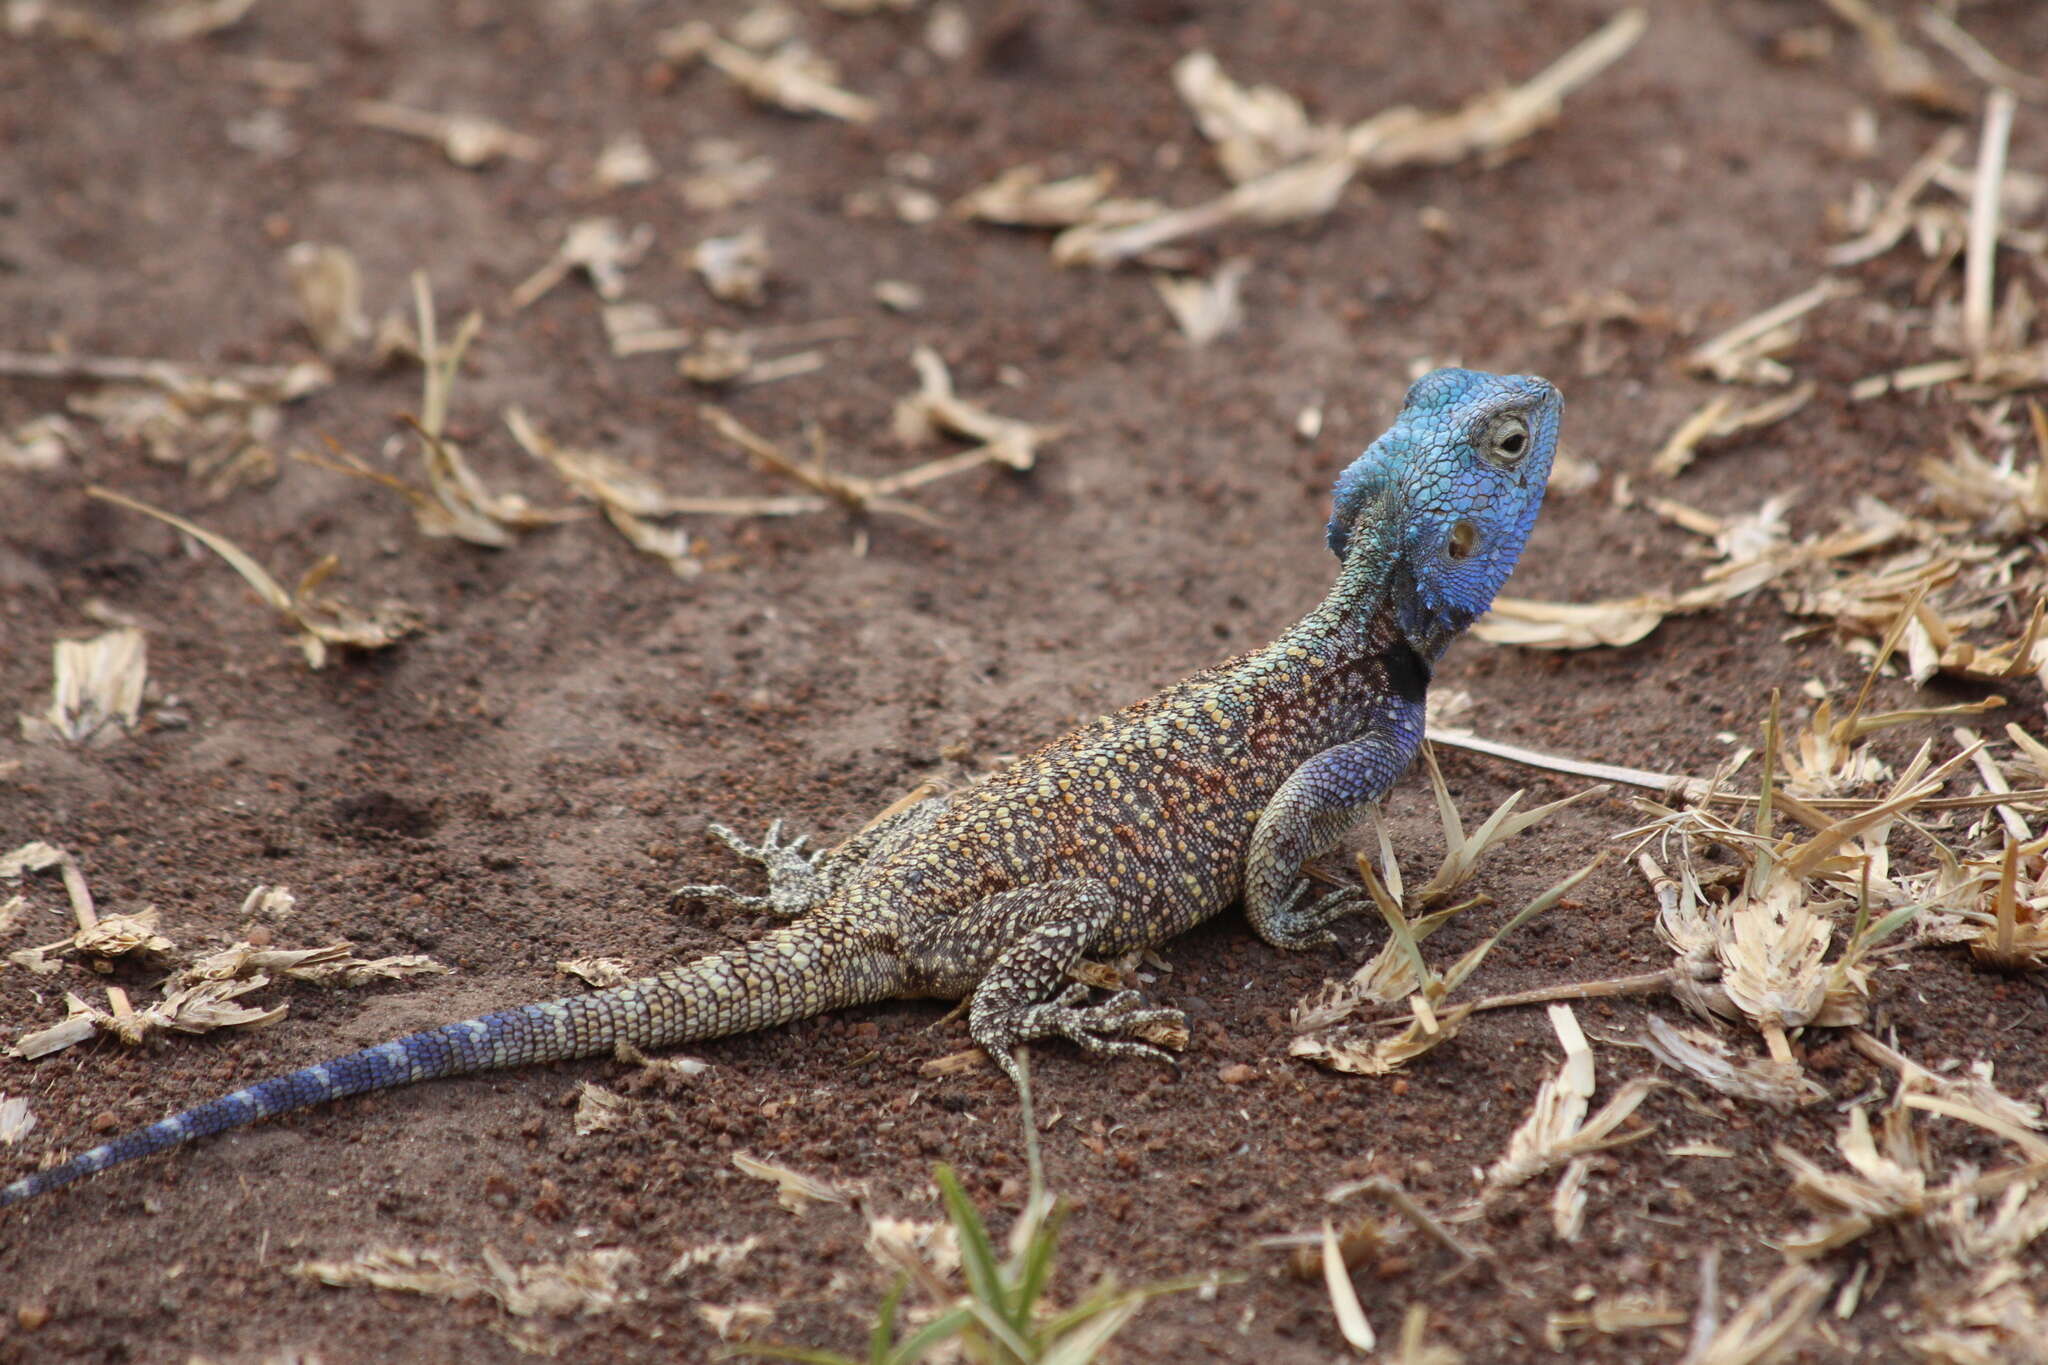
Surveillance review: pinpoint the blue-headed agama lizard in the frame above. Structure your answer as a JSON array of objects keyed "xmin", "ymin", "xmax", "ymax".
[{"xmin": 2, "ymin": 368, "xmax": 1560, "ymax": 1209}]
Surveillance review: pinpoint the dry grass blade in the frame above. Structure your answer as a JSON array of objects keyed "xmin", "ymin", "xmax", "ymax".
[
  {"xmin": 292, "ymin": 1245, "xmax": 639, "ymax": 1318},
  {"xmin": 1682, "ymin": 1264, "xmax": 1832, "ymax": 1365},
  {"xmin": 1652, "ymin": 382, "xmax": 1815, "ymax": 477},
  {"xmin": 732, "ymin": 1152, "xmax": 854, "ymax": 1215},
  {"xmin": 509, "ymin": 217, "xmax": 653, "ymax": 310},
  {"xmin": 1969, "ymin": 837, "xmax": 2048, "ymax": 971},
  {"xmin": 1052, "ymin": 147, "xmax": 1357, "ymax": 268},
  {"xmin": 0, "ymin": 349, "xmax": 329, "ymax": 407},
  {"xmin": 513, "ymin": 406, "xmax": 820, "ymax": 522},
  {"xmin": 1915, "ymin": 8, "xmax": 2048, "ymax": 103},
  {"xmin": 18, "ymin": 626, "xmax": 146, "ymax": 747},
  {"xmin": 1642, "ymin": 1015, "xmax": 1824, "ymax": 1108},
  {"xmin": 1321, "ymin": 1219, "xmax": 1376, "ymax": 1352},
  {"xmin": 697, "ymin": 35, "xmax": 878, "ymax": 123},
  {"xmin": 1686, "ymin": 277, "xmax": 1854, "ymax": 385},
  {"xmin": 1411, "ymin": 742, "xmax": 1608, "ymax": 907},
  {"xmin": 1545, "ymin": 1296, "xmax": 1688, "ymax": 1350},
  {"xmin": 85, "ymin": 486, "xmax": 423, "ymax": 669},
  {"xmin": 1351, "ymin": 7, "xmax": 1647, "ymax": 172},
  {"xmin": 700, "ymin": 406, "xmax": 936, "ymax": 526},
  {"xmin": 1289, "ymin": 998, "xmax": 1475, "ymax": 1076},
  {"xmin": 953, "ymin": 164, "xmax": 1126, "ymax": 227},
  {"xmin": 1963, "ymin": 90, "xmax": 2017, "ymax": 364},
  {"xmin": 1484, "ymin": 1005, "xmax": 1657, "ymax": 1192},
  {"xmin": 1827, "ymin": 128, "xmax": 1970, "ymax": 266},
  {"xmin": 1818, "ymin": 0, "xmax": 1968, "ymax": 114},
  {"xmin": 350, "ymin": 100, "xmax": 544, "ymax": 167},
  {"xmin": 889, "ymin": 346, "xmax": 1060, "ymax": 473}
]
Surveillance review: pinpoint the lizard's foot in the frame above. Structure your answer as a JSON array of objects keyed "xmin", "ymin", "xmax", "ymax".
[
  {"xmin": 1255, "ymin": 882, "xmax": 1365, "ymax": 951},
  {"xmin": 673, "ymin": 820, "xmax": 829, "ymax": 918},
  {"xmin": 973, "ymin": 984, "xmax": 1185, "ymax": 1089}
]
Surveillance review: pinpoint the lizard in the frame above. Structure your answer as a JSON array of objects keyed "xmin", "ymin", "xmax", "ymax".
[{"xmin": 1, "ymin": 367, "xmax": 1561, "ymax": 1210}]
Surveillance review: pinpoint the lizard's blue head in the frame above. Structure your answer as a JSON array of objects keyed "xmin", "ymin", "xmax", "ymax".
[{"xmin": 1326, "ymin": 368, "xmax": 1561, "ymax": 657}]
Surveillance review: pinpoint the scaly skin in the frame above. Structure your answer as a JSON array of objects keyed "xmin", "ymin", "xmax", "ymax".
[{"xmin": 2, "ymin": 368, "xmax": 1560, "ymax": 1209}]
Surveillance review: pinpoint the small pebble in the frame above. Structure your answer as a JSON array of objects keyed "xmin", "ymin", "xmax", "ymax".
[
  {"xmin": 16, "ymin": 1304, "xmax": 50, "ymax": 1331},
  {"xmin": 1217, "ymin": 1063, "xmax": 1254, "ymax": 1085}
]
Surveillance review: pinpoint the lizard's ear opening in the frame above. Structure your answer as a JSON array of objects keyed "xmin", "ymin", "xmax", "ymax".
[{"xmin": 1445, "ymin": 519, "xmax": 1480, "ymax": 560}]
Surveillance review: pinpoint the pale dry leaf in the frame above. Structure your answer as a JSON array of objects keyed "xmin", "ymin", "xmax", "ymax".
[
  {"xmin": 1171, "ymin": 50, "xmax": 1337, "ymax": 183},
  {"xmin": 19, "ymin": 626, "xmax": 146, "ymax": 748},
  {"xmin": 689, "ymin": 228, "xmax": 771, "ymax": 307},
  {"xmin": 284, "ymin": 243, "xmax": 368, "ymax": 358},
  {"xmin": 1152, "ymin": 258, "xmax": 1251, "ymax": 347},
  {"xmin": 678, "ymin": 138, "xmax": 776, "ymax": 212},
  {"xmin": 702, "ymin": 38, "xmax": 876, "ymax": 123},
  {"xmin": 732, "ymin": 1152, "xmax": 852, "ymax": 1215},
  {"xmin": 661, "ymin": 1236, "xmax": 762, "ymax": 1282},
  {"xmin": 698, "ymin": 1301, "xmax": 775, "ymax": 1342},
  {"xmin": 294, "ymin": 1245, "xmax": 638, "ymax": 1319},
  {"xmin": 1545, "ymin": 1297, "xmax": 1688, "ymax": 1350},
  {"xmin": 1475, "ymin": 594, "xmax": 1671, "ymax": 649},
  {"xmin": 953, "ymin": 164, "xmax": 1123, "ymax": 228},
  {"xmin": 1289, "ymin": 999, "xmax": 1474, "ymax": 1076},
  {"xmin": 559, "ymin": 956, "xmax": 633, "ymax": 989},
  {"xmin": 573, "ymin": 1083, "xmax": 632, "ymax": 1136},
  {"xmin": 600, "ymin": 303, "xmax": 691, "ymax": 358},
  {"xmin": 592, "ymin": 131, "xmax": 657, "ymax": 190},
  {"xmin": 0, "ymin": 1093, "xmax": 34, "ymax": 1146},
  {"xmin": 0, "ymin": 413, "xmax": 79, "ymax": 471}
]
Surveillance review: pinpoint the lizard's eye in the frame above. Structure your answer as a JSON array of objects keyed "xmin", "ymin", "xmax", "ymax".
[
  {"xmin": 1446, "ymin": 519, "xmax": 1480, "ymax": 560},
  {"xmin": 1485, "ymin": 416, "xmax": 1531, "ymax": 466}
]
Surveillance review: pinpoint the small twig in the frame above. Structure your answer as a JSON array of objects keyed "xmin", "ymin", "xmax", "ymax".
[
  {"xmin": 1427, "ymin": 725, "xmax": 2048, "ymax": 812},
  {"xmin": 1365, "ymin": 969, "xmax": 1692, "ymax": 1027}
]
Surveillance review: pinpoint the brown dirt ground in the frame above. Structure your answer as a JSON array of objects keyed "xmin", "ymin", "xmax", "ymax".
[{"xmin": 4, "ymin": 2, "xmax": 2048, "ymax": 1361}]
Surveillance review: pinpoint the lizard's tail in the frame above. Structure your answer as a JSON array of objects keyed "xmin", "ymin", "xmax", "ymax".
[{"xmin": 2, "ymin": 922, "xmax": 900, "ymax": 1209}]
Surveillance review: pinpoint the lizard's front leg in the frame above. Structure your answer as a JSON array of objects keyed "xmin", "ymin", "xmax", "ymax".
[
  {"xmin": 1244, "ymin": 697, "xmax": 1425, "ymax": 950},
  {"xmin": 909, "ymin": 880, "xmax": 1186, "ymax": 1090}
]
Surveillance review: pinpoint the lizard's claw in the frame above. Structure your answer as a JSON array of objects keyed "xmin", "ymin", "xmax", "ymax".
[
  {"xmin": 976, "ymin": 985, "xmax": 1185, "ymax": 1088},
  {"xmin": 1259, "ymin": 881, "xmax": 1365, "ymax": 951}
]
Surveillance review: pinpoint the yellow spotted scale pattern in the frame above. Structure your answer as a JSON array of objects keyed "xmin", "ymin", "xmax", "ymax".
[{"xmin": 2, "ymin": 369, "xmax": 1560, "ymax": 1210}]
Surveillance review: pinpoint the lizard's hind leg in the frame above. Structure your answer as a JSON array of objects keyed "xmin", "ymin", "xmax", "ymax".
[
  {"xmin": 912, "ymin": 880, "xmax": 1186, "ymax": 1091},
  {"xmin": 673, "ymin": 820, "xmax": 832, "ymax": 918}
]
